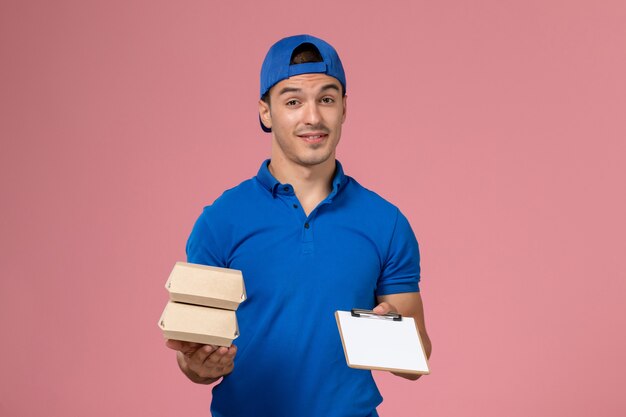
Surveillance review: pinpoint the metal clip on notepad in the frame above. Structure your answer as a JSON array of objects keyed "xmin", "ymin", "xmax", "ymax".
[{"xmin": 350, "ymin": 308, "xmax": 402, "ymax": 321}]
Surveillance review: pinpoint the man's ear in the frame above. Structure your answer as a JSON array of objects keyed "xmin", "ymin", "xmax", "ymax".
[
  {"xmin": 258, "ymin": 99, "xmax": 272, "ymax": 130},
  {"xmin": 341, "ymin": 95, "xmax": 348, "ymax": 124}
]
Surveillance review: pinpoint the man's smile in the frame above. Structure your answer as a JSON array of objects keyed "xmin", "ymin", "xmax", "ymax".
[{"xmin": 297, "ymin": 131, "xmax": 329, "ymax": 143}]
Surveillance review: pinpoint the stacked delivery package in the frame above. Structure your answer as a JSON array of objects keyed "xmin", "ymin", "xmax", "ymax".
[{"xmin": 158, "ymin": 262, "xmax": 246, "ymax": 347}]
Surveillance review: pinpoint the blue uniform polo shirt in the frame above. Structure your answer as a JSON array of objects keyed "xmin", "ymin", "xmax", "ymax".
[{"xmin": 187, "ymin": 159, "xmax": 420, "ymax": 417}]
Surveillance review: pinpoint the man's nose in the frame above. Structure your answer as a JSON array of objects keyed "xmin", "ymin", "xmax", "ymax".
[{"xmin": 303, "ymin": 102, "xmax": 322, "ymax": 125}]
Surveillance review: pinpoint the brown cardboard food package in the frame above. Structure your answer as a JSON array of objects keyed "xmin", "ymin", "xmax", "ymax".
[
  {"xmin": 158, "ymin": 262, "xmax": 245, "ymax": 346},
  {"xmin": 158, "ymin": 301, "xmax": 239, "ymax": 347},
  {"xmin": 165, "ymin": 262, "xmax": 246, "ymax": 310}
]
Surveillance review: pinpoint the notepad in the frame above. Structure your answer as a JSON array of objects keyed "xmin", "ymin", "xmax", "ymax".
[{"xmin": 335, "ymin": 310, "xmax": 430, "ymax": 375}]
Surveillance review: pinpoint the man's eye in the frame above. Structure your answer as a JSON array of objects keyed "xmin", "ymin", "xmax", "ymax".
[
  {"xmin": 286, "ymin": 100, "xmax": 299, "ymax": 106},
  {"xmin": 321, "ymin": 97, "xmax": 335, "ymax": 104}
]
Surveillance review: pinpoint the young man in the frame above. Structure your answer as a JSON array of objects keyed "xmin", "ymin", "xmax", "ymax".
[{"xmin": 166, "ymin": 34, "xmax": 432, "ymax": 417}]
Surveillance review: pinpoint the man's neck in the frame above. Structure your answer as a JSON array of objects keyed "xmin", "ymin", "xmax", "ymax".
[{"xmin": 268, "ymin": 155, "xmax": 336, "ymax": 216}]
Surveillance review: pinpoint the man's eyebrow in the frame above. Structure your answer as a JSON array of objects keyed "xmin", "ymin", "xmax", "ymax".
[
  {"xmin": 277, "ymin": 83, "xmax": 341, "ymax": 96},
  {"xmin": 278, "ymin": 87, "xmax": 302, "ymax": 96},
  {"xmin": 319, "ymin": 84, "xmax": 341, "ymax": 93}
]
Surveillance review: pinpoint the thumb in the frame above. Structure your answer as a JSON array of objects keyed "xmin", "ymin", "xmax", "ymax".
[
  {"xmin": 166, "ymin": 339, "xmax": 201, "ymax": 354},
  {"xmin": 373, "ymin": 302, "xmax": 393, "ymax": 315},
  {"xmin": 165, "ymin": 339, "xmax": 186, "ymax": 352}
]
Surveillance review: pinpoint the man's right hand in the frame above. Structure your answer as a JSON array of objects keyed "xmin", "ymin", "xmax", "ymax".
[{"xmin": 166, "ymin": 339, "xmax": 238, "ymax": 385}]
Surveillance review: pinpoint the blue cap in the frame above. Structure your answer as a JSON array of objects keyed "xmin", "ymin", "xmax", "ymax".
[{"xmin": 259, "ymin": 34, "xmax": 346, "ymax": 132}]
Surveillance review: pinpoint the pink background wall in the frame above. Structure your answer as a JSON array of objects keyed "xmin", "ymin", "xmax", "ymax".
[{"xmin": 1, "ymin": 1, "xmax": 625, "ymax": 416}]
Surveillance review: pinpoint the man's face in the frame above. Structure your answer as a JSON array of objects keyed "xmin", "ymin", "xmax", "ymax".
[{"xmin": 259, "ymin": 73, "xmax": 347, "ymax": 168}]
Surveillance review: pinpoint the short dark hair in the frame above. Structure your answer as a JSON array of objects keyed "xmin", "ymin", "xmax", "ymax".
[
  {"xmin": 290, "ymin": 42, "xmax": 323, "ymax": 64},
  {"xmin": 261, "ymin": 43, "xmax": 343, "ymax": 105}
]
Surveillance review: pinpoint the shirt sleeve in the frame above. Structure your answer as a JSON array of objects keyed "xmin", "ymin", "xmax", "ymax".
[
  {"xmin": 375, "ymin": 209, "xmax": 421, "ymax": 295},
  {"xmin": 185, "ymin": 206, "xmax": 228, "ymax": 268}
]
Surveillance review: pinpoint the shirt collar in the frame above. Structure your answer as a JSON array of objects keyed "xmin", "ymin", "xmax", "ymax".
[{"xmin": 255, "ymin": 159, "xmax": 348, "ymax": 198}]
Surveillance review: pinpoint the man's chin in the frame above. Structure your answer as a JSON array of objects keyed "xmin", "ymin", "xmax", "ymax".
[{"xmin": 293, "ymin": 152, "xmax": 334, "ymax": 168}]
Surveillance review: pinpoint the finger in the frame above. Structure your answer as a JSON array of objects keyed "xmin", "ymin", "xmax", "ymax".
[
  {"xmin": 190, "ymin": 350, "xmax": 229, "ymax": 378},
  {"xmin": 196, "ymin": 345, "xmax": 237, "ymax": 378},
  {"xmin": 165, "ymin": 339, "xmax": 183, "ymax": 351},
  {"xmin": 373, "ymin": 302, "xmax": 391, "ymax": 314},
  {"xmin": 374, "ymin": 302, "xmax": 399, "ymax": 315},
  {"xmin": 188, "ymin": 344, "xmax": 217, "ymax": 365},
  {"xmin": 205, "ymin": 345, "xmax": 238, "ymax": 369},
  {"xmin": 166, "ymin": 339, "xmax": 202, "ymax": 353},
  {"xmin": 185, "ymin": 342, "xmax": 210, "ymax": 357},
  {"xmin": 212, "ymin": 349, "xmax": 236, "ymax": 374},
  {"xmin": 216, "ymin": 347, "xmax": 237, "ymax": 367},
  {"xmin": 204, "ymin": 346, "xmax": 230, "ymax": 366}
]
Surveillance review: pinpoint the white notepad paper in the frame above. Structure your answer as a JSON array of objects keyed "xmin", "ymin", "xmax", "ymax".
[{"xmin": 335, "ymin": 310, "xmax": 430, "ymax": 375}]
